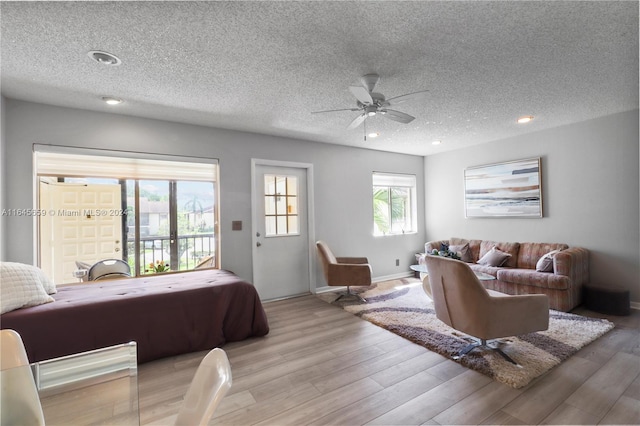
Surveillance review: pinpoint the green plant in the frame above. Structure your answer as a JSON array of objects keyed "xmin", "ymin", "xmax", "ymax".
[
  {"xmin": 147, "ymin": 260, "xmax": 170, "ymax": 273},
  {"xmin": 431, "ymin": 248, "xmax": 461, "ymax": 260}
]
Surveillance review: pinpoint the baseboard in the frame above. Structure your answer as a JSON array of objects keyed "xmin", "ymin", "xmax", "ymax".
[
  {"xmin": 630, "ymin": 301, "xmax": 640, "ymax": 310},
  {"xmin": 314, "ymin": 272, "xmax": 414, "ymax": 294},
  {"xmin": 373, "ymin": 272, "xmax": 414, "ymax": 283}
]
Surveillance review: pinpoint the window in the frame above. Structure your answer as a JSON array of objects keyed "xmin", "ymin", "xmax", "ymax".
[
  {"xmin": 34, "ymin": 146, "xmax": 219, "ymax": 283},
  {"xmin": 264, "ymin": 174, "xmax": 299, "ymax": 236},
  {"xmin": 372, "ymin": 172, "xmax": 417, "ymax": 236}
]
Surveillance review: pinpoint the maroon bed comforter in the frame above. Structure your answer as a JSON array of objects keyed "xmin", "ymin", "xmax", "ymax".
[{"xmin": 1, "ymin": 269, "xmax": 269, "ymax": 363}]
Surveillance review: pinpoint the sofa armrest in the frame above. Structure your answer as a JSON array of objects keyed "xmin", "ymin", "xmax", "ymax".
[
  {"xmin": 336, "ymin": 257, "xmax": 368, "ymax": 264},
  {"xmin": 554, "ymin": 247, "xmax": 589, "ymax": 285},
  {"xmin": 425, "ymin": 240, "xmax": 449, "ymax": 254}
]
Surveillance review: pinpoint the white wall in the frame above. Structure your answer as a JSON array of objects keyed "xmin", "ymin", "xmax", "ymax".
[
  {"xmin": 425, "ymin": 110, "xmax": 640, "ymax": 303},
  {"xmin": 0, "ymin": 95, "xmax": 6, "ymax": 261},
  {"xmin": 2, "ymin": 99, "xmax": 425, "ymax": 289}
]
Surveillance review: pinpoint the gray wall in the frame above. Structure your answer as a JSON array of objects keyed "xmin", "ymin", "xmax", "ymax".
[
  {"xmin": 2, "ymin": 99, "xmax": 425, "ymax": 289},
  {"xmin": 425, "ymin": 110, "xmax": 640, "ymax": 303},
  {"xmin": 0, "ymin": 95, "xmax": 6, "ymax": 261}
]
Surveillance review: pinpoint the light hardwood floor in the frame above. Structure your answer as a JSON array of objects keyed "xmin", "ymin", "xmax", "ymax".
[{"xmin": 138, "ymin": 282, "xmax": 640, "ymax": 425}]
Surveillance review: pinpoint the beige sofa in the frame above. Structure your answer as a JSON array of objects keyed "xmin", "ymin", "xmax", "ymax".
[{"xmin": 419, "ymin": 238, "xmax": 589, "ymax": 312}]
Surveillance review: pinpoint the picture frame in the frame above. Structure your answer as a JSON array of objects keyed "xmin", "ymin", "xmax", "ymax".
[{"xmin": 464, "ymin": 157, "xmax": 542, "ymax": 218}]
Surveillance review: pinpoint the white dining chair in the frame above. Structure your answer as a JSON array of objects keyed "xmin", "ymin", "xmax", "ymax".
[{"xmin": 174, "ymin": 348, "xmax": 233, "ymax": 426}]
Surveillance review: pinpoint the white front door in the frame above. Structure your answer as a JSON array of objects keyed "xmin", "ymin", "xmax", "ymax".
[
  {"xmin": 39, "ymin": 182, "xmax": 123, "ymax": 283},
  {"xmin": 252, "ymin": 161, "xmax": 313, "ymax": 300}
]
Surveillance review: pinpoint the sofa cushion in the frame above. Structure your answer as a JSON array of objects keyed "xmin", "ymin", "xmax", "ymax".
[
  {"xmin": 497, "ymin": 268, "xmax": 570, "ymax": 290},
  {"xmin": 449, "ymin": 243, "xmax": 473, "ymax": 263},
  {"xmin": 517, "ymin": 242, "xmax": 569, "ymax": 269},
  {"xmin": 468, "ymin": 263, "xmax": 500, "ymax": 278},
  {"xmin": 477, "ymin": 247, "xmax": 512, "ymax": 267},
  {"xmin": 479, "ymin": 240, "xmax": 520, "ymax": 268},
  {"xmin": 450, "ymin": 237, "xmax": 482, "ymax": 262},
  {"xmin": 536, "ymin": 250, "xmax": 561, "ymax": 272}
]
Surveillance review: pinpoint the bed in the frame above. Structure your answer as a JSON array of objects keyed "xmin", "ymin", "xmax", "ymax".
[{"xmin": 1, "ymin": 269, "xmax": 269, "ymax": 363}]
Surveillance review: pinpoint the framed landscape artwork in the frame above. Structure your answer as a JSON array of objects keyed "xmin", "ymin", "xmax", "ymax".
[{"xmin": 464, "ymin": 157, "xmax": 542, "ymax": 218}]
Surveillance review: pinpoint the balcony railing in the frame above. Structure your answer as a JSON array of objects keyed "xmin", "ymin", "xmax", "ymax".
[{"xmin": 126, "ymin": 233, "xmax": 215, "ymax": 276}]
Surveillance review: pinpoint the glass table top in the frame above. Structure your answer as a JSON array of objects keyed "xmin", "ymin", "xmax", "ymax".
[
  {"xmin": 410, "ymin": 263, "xmax": 496, "ymax": 281},
  {"xmin": 1, "ymin": 342, "xmax": 139, "ymax": 426}
]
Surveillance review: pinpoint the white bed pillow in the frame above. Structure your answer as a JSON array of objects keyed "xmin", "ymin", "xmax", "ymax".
[{"xmin": 1, "ymin": 262, "xmax": 55, "ymax": 314}]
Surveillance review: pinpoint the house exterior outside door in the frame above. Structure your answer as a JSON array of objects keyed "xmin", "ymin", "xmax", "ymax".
[
  {"xmin": 39, "ymin": 182, "xmax": 123, "ymax": 283},
  {"xmin": 251, "ymin": 160, "xmax": 314, "ymax": 300}
]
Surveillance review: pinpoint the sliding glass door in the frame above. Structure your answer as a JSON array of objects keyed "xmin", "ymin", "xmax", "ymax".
[{"xmin": 35, "ymin": 147, "xmax": 219, "ymax": 284}]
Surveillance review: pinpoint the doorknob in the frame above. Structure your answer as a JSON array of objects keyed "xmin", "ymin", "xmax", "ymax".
[
  {"xmin": 256, "ymin": 242, "xmax": 262, "ymax": 247},
  {"xmin": 256, "ymin": 232, "xmax": 261, "ymax": 237},
  {"xmin": 115, "ymin": 248, "xmax": 121, "ymax": 252}
]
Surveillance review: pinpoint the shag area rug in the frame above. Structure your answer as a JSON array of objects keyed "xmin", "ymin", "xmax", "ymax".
[{"xmin": 317, "ymin": 278, "xmax": 615, "ymax": 388}]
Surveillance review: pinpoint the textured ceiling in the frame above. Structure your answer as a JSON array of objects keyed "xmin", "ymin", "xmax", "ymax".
[{"xmin": 1, "ymin": 1, "xmax": 638, "ymax": 156}]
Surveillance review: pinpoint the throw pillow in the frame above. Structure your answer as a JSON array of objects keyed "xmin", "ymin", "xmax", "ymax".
[
  {"xmin": 477, "ymin": 247, "xmax": 512, "ymax": 267},
  {"xmin": 449, "ymin": 243, "xmax": 473, "ymax": 263},
  {"xmin": 0, "ymin": 262, "xmax": 55, "ymax": 314},
  {"xmin": 536, "ymin": 249, "xmax": 560, "ymax": 272}
]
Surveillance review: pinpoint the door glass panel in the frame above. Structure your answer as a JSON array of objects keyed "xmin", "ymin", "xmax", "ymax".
[
  {"xmin": 265, "ymin": 216, "xmax": 276, "ymax": 235},
  {"xmin": 287, "ymin": 197, "xmax": 297, "ymax": 214},
  {"xmin": 264, "ymin": 174, "xmax": 299, "ymax": 236},
  {"xmin": 288, "ymin": 216, "xmax": 298, "ymax": 232},
  {"xmin": 276, "ymin": 195, "xmax": 286, "ymax": 215},
  {"xmin": 138, "ymin": 180, "xmax": 170, "ymax": 274},
  {"xmin": 176, "ymin": 181, "xmax": 216, "ymax": 271},
  {"xmin": 265, "ymin": 196, "xmax": 276, "ymax": 215},
  {"xmin": 276, "ymin": 176, "xmax": 286, "ymax": 195}
]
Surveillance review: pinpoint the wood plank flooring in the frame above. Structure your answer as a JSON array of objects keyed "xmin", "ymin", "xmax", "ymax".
[{"xmin": 138, "ymin": 285, "xmax": 640, "ymax": 425}]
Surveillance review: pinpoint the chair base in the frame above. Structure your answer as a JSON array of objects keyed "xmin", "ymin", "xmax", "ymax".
[
  {"xmin": 453, "ymin": 338, "xmax": 518, "ymax": 365},
  {"xmin": 334, "ymin": 286, "xmax": 366, "ymax": 303}
]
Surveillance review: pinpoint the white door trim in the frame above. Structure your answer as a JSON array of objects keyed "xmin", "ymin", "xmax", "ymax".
[{"xmin": 250, "ymin": 159, "xmax": 316, "ymax": 294}]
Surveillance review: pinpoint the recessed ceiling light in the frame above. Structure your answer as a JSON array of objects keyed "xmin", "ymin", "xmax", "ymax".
[
  {"xmin": 368, "ymin": 132, "xmax": 379, "ymax": 138},
  {"xmin": 432, "ymin": 140, "xmax": 442, "ymax": 145},
  {"xmin": 102, "ymin": 96, "xmax": 123, "ymax": 105},
  {"xmin": 517, "ymin": 115, "xmax": 534, "ymax": 124},
  {"xmin": 88, "ymin": 50, "xmax": 122, "ymax": 66}
]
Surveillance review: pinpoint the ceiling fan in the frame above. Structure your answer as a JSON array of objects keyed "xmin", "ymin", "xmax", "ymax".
[{"xmin": 312, "ymin": 73, "xmax": 429, "ymax": 130}]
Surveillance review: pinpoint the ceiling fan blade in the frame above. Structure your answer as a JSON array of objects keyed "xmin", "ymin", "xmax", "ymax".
[
  {"xmin": 347, "ymin": 113, "xmax": 367, "ymax": 130},
  {"xmin": 382, "ymin": 109, "xmax": 415, "ymax": 124},
  {"xmin": 386, "ymin": 90, "xmax": 429, "ymax": 106},
  {"xmin": 349, "ymin": 86, "xmax": 373, "ymax": 105},
  {"xmin": 311, "ymin": 107, "xmax": 361, "ymax": 114}
]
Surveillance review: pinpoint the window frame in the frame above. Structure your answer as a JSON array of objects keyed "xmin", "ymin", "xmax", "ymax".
[
  {"xmin": 372, "ymin": 172, "xmax": 417, "ymax": 237},
  {"xmin": 33, "ymin": 145, "xmax": 220, "ymax": 281}
]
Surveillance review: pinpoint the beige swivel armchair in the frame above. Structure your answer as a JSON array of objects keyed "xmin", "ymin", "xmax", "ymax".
[
  {"xmin": 424, "ymin": 255, "xmax": 549, "ymax": 364},
  {"xmin": 316, "ymin": 240, "xmax": 372, "ymax": 302}
]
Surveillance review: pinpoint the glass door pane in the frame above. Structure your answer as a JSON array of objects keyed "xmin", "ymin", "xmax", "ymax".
[
  {"xmin": 176, "ymin": 181, "xmax": 217, "ymax": 270},
  {"xmin": 137, "ymin": 180, "xmax": 171, "ymax": 275}
]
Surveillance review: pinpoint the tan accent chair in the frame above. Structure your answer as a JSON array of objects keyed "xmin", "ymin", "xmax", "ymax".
[
  {"xmin": 424, "ymin": 255, "xmax": 549, "ymax": 364},
  {"xmin": 316, "ymin": 241, "xmax": 372, "ymax": 302}
]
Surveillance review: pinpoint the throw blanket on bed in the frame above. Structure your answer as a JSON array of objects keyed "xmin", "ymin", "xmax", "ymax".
[{"xmin": 1, "ymin": 269, "xmax": 269, "ymax": 363}]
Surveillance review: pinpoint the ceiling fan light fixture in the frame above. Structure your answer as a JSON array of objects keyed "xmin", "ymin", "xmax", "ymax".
[
  {"xmin": 367, "ymin": 111, "xmax": 376, "ymax": 117},
  {"xmin": 517, "ymin": 115, "xmax": 534, "ymax": 124},
  {"xmin": 88, "ymin": 50, "xmax": 122, "ymax": 66},
  {"xmin": 368, "ymin": 132, "xmax": 380, "ymax": 138},
  {"xmin": 432, "ymin": 140, "xmax": 442, "ymax": 145},
  {"xmin": 102, "ymin": 96, "xmax": 123, "ymax": 105}
]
